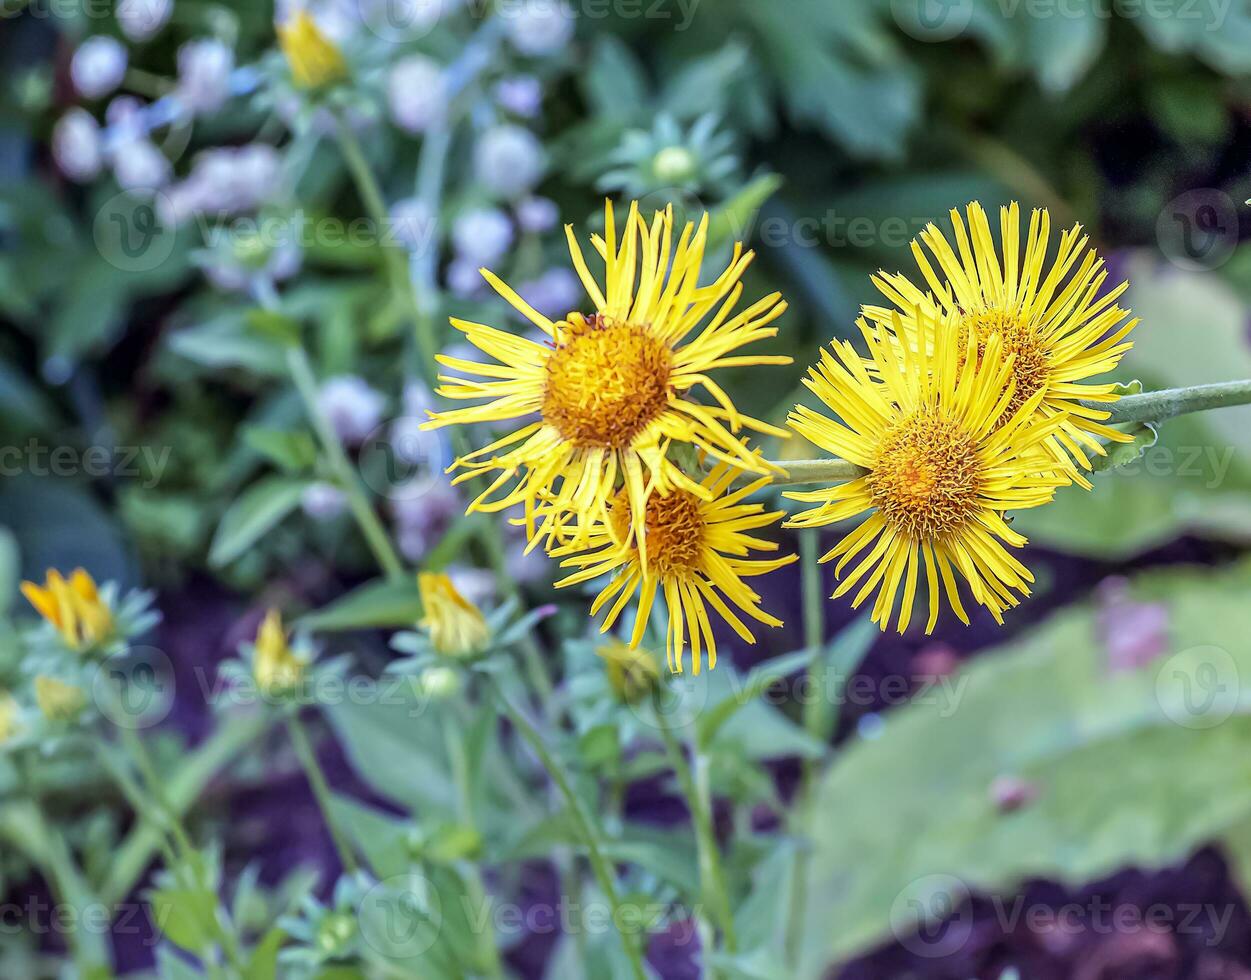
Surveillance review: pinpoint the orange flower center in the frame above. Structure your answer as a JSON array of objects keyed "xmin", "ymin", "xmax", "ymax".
[
  {"xmin": 610, "ymin": 487, "xmax": 705, "ymax": 577},
  {"xmin": 868, "ymin": 410, "xmax": 983, "ymax": 541},
  {"xmin": 543, "ymin": 313, "xmax": 673, "ymax": 449},
  {"xmin": 960, "ymin": 308, "xmax": 1050, "ymax": 419}
]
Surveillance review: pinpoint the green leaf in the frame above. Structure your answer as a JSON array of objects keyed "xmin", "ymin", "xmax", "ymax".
[
  {"xmin": 697, "ymin": 649, "xmax": 815, "ymax": 750},
  {"xmin": 149, "ymin": 885, "xmax": 220, "ymax": 954},
  {"xmin": 298, "ymin": 578, "xmax": 423, "ymax": 632},
  {"xmin": 242, "ymin": 426, "xmax": 318, "ymax": 474},
  {"xmin": 168, "ymin": 312, "xmax": 290, "ymax": 376},
  {"xmin": 242, "ymin": 926, "xmax": 286, "ymax": 980},
  {"xmin": 798, "ymin": 560, "xmax": 1251, "ymax": 974},
  {"xmin": 209, "ymin": 476, "xmax": 309, "ymax": 567}
]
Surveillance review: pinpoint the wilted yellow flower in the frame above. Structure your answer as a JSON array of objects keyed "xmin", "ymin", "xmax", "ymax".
[
  {"xmin": 423, "ymin": 200, "xmax": 790, "ymax": 560},
  {"xmin": 786, "ymin": 315, "xmax": 1066, "ymax": 633},
  {"xmin": 864, "ymin": 201, "xmax": 1138, "ymax": 488},
  {"xmin": 596, "ymin": 640, "xmax": 661, "ymax": 704},
  {"xmin": 253, "ymin": 610, "xmax": 305, "ymax": 692},
  {"xmin": 34, "ymin": 676, "xmax": 86, "ymax": 722},
  {"xmin": 277, "ymin": 10, "xmax": 347, "ymax": 89},
  {"xmin": 551, "ymin": 461, "xmax": 797, "ymax": 674},
  {"xmin": 418, "ymin": 573, "xmax": 489, "ymax": 659},
  {"xmin": 0, "ymin": 692, "xmax": 20, "ymax": 743},
  {"xmin": 21, "ymin": 568, "xmax": 113, "ymax": 651}
]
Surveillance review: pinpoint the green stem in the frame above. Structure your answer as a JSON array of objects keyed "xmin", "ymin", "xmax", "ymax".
[
  {"xmin": 442, "ymin": 710, "xmax": 504, "ymax": 979},
  {"xmin": 766, "ymin": 381, "xmax": 1251, "ymax": 486},
  {"xmin": 103, "ymin": 711, "xmax": 273, "ymax": 905},
  {"xmin": 332, "ymin": 113, "xmax": 439, "ymax": 380},
  {"xmin": 654, "ymin": 693, "xmax": 737, "ymax": 960},
  {"xmin": 494, "ymin": 686, "xmax": 648, "ymax": 980},
  {"xmin": 286, "ymin": 345, "xmax": 405, "ymax": 580},
  {"xmin": 1094, "ymin": 380, "xmax": 1251, "ymax": 424},
  {"xmin": 285, "ymin": 714, "xmax": 359, "ymax": 876}
]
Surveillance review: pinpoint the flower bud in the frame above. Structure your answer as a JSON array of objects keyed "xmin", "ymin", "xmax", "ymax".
[
  {"xmin": 474, "ymin": 125, "xmax": 544, "ymax": 199},
  {"xmin": 52, "ymin": 109, "xmax": 103, "ymax": 183},
  {"xmin": 387, "ymin": 55, "xmax": 447, "ymax": 134},
  {"xmin": 71, "ymin": 36, "xmax": 128, "ymax": 100},
  {"xmin": 117, "ymin": 0, "xmax": 172, "ymax": 42},
  {"xmin": 177, "ymin": 39, "xmax": 234, "ymax": 115},
  {"xmin": 34, "ymin": 676, "xmax": 86, "ymax": 723}
]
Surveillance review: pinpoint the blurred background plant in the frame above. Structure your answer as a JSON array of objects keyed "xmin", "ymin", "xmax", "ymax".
[{"xmin": 3, "ymin": 0, "xmax": 1251, "ymax": 978}]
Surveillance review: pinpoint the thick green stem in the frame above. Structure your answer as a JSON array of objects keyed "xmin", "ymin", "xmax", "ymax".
[
  {"xmin": 654, "ymin": 693, "xmax": 737, "ymax": 962},
  {"xmin": 286, "ymin": 345, "xmax": 405, "ymax": 580},
  {"xmin": 285, "ymin": 714, "xmax": 359, "ymax": 876},
  {"xmin": 768, "ymin": 381, "xmax": 1251, "ymax": 486},
  {"xmin": 494, "ymin": 686, "xmax": 648, "ymax": 980}
]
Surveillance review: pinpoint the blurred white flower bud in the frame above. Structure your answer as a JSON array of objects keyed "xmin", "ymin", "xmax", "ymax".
[
  {"xmin": 389, "ymin": 197, "xmax": 436, "ymax": 253},
  {"xmin": 518, "ymin": 268, "xmax": 580, "ymax": 319},
  {"xmin": 117, "ymin": 0, "xmax": 172, "ymax": 41},
  {"xmin": 113, "ymin": 139, "xmax": 171, "ymax": 193},
  {"xmin": 515, "ymin": 195, "xmax": 558, "ymax": 233},
  {"xmin": 451, "ymin": 207, "xmax": 513, "ymax": 265},
  {"xmin": 494, "ymin": 75, "xmax": 542, "ymax": 118},
  {"xmin": 474, "ymin": 124, "xmax": 544, "ymax": 199},
  {"xmin": 177, "ymin": 39, "xmax": 234, "ymax": 115},
  {"xmin": 447, "ymin": 566, "xmax": 495, "ymax": 609},
  {"xmin": 446, "ymin": 258, "xmax": 484, "ymax": 299},
  {"xmin": 302, "ymin": 482, "xmax": 347, "ymax": 520},
  {"xmin": 158, "ymin": 144, "xmax": 282, "ymax": 226},
  {"xmin": 387, "ymin": 55, "xmax": 447, "ymax": 134},
  {"xmin": 505, "ymin": 0, "xmax": 575, "ymax": 57},
  {"xmin": 52, "ymin": 109, "xmax": 103, "ymax": 183},
  {"xmin": 317, "ymin": 375, "xmax": 386, "ymax": 446},
  {"xmin": 71, "ymin": 36, "xmax": 128, "ymax": 100}
]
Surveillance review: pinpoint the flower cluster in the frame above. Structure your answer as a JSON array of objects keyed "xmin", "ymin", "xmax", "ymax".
[
  {"xmin": 424, "ymin": 200, "xmax": 797, "ymax": 674},
  {"xmin": 427, "ymin": 199, "xmax": 1138, "ymax": 666}
]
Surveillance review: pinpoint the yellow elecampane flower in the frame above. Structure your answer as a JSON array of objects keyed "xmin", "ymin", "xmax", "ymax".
[
  {"xmin": 21, "ymin": 568, "xmax": 113, "ymax": 651},
  {"xmin": 785, "ymin": 315, "xmax": 1067, "ymax": 633},
  {"xmin": 277, "ymin": 10, "xmax": 348, "ymax": 90},
  {"xmin": 863, "ymin": 201, "xmax": 1138, "ymax": 488},
  {"xmin": 418, "ymin": 572, "xmax": 489, "ymax": 659},
  {"xmin": 423, "ymin": 200, "xmax": 791, "ymax": 561},
  {"xmin": 550, "ymin": 462, "xmax": 797, "ymax": 675},
  {"xmin": 253, "ymin": 609, "xmax": 305, "ymax": 692}
]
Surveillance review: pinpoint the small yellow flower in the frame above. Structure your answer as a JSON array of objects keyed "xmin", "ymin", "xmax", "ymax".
[
  {"xmin": 785, "ymin": 314, "xmax": 1066, "ymax": 633},
  {"xmin": 864, "ymin": 201, "xmax": 1138, "ymax": 488},
  {"xmin": 277, "ymin": 10, "xmax": 348, "ymax": 90},
  {"xmin": 0, "ymin": 692, "xmax": 20, "ymax": 743},
  {"xmin": 21, "ymin": 568, "xmax": 113, "ymax": 651},
  {"xmin": 550, "ymin": 461, "xmax": 797, "ymax": 674},
  {"xmin": 418, "ymin": 573, "xmax": 490, "ymax": 659},
  {"xmin": 596, "ymin": 639, "xmax": 661, "ymax": 704},
  {"xmin": 34, "ymin": 676, "xmax": 86, "ymax": 722},
  {"xmin": 423, "ymin": 200, "xmax": 791, "ymax": 559},
  {"xmin": 253, "ymin": 610, "xmax": 305, "ymax": 692}
]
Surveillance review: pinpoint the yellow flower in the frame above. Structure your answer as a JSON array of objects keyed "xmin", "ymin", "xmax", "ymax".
[
  {"xmin": 21, "ymin": 568, "xmax": 113, "ymax": 651},
  {"xmin": 423, "ymin": 200, "xmax": 791, "ymax": 560},
  {"xmin": 0, "ymin": 692, "xmax": 19, "ymax": 743},
  {"xmin": 785, "ymin": 315, "xmax": 1067, "ymax": 633},
  {"xmin": 253, "ymin": 610, "xmax": 305, "ymax": 692},
  {"xmin": 596, "ymin": 639, "xmax": 661, "ymax": 704},
  {"xmin": 550, "ymin": 462, "xmax": 797, "ymax": 675},
  {"xmin": 418, "ymin": 573, "xmax": 489, "ymax": 659},
  {"xmin": 864, "ymin": 201, "xmax": 1138, "ymax": 488},
  {"xmin": 277, "ymin": 10, "xmax": 348, "ymax": 90},
  {"xmin": 34, "ymin": 676, "xmax": 86, "ymax": 722}
]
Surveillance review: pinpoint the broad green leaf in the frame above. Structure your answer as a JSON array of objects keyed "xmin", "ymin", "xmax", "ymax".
[
  {"xmin": 298, "ymin": 578, "xmax": 423, "ymax": 632},
  {"xmin": 799, "ymin": 560, "xmax": 1251, "ymax": 975},
  {"xmin": 209, "ymin": 476, "xmax": 309, "ymax": 567}
]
